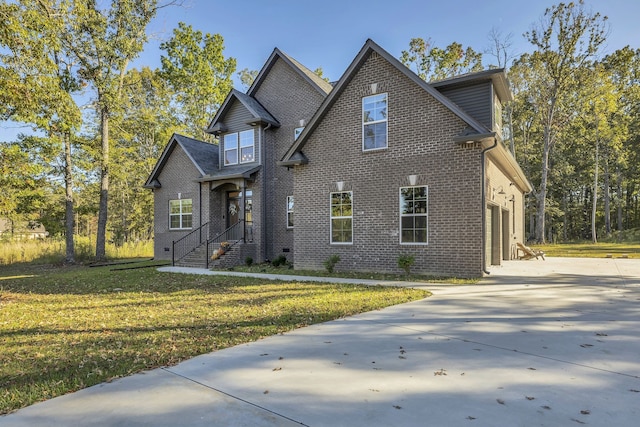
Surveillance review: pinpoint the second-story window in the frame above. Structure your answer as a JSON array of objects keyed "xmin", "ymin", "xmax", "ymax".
[
  {"xmin": 224, "ymin": 130, "xmax": 255, "ymax": 165},
  {"xmin": 363, "ymin": 93, "xmax": 388, "ymax": 151},
  {"xmin": 224, "ymin": 133, "xmax": 238, "ymax": 165},
  {"xmin": 239, "ymin": 130, "xmax": 254, "ymax": 163}
]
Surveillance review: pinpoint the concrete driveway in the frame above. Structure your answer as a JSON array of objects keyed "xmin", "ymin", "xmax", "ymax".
[{"xmin": 2, "ymin": 257, "xmax": 639, "ymax": 426}]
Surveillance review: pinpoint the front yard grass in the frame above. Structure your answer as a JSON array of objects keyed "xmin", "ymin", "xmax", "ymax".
[
  {"xmin": 228, "ymin": 264, "xmax": 479, "ymax": 285},
  {"xmin": 0, "ymin": 263, "xmax": 429, "ymax": 415},
  {"xmin": 532, "ymin": 242, "xmax": 640, "ymax": 259}
]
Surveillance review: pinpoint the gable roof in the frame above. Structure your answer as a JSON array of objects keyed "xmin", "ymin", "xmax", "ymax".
[
  {"xmin": 280, "ymin": 39, "xmax": 492, "ymax": 165},
  {"xmin": 206, "ymin": 89, "xmax": 279, "ymax": 135},
  {"xmin": 248, "ymin": 48, "xmax": 333, "ymax": 97},
  {"xmin": 144, "ymin": 134, "xmax": 219, "ymax": 188}
]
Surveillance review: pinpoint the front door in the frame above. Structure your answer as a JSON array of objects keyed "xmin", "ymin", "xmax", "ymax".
[{"xmin": 227, "ymin": 191, "xmax": 241, "ymax": 228}]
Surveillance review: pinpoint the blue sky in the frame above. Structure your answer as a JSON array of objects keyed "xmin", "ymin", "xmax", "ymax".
[
  {"xmin": 141, "ymin": 0, "xmax": 639, "ymax": 84},
  {"xmin": 1, "ymin": 0, "xmax": 638, "ymax": 141}
]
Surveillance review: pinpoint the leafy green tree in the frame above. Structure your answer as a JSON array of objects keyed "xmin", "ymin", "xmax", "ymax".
[
  {"xmin": 109, "ymin": 67, "xmax": 178, "ymax": 243},
  {"xmin": 49, "ymin": 0, "xmax": 162, "ymax": 260},
  {"xmin": 160, "ymin": 22, "xmax": 236, "ymax": 141},
  {"xmin": 0, "ymin": 0, "xmax": 82, "ymax": 262},
  {"xmin": 400, "ymin": 37, "xmax": 483, "ymax": 81},
  {"xmin": 237, "ymin": 67, "xmax": 258, "ymax": 90},
  {"xmin": 523, "ymin": 0, "xmax": 608, "ymax": 242},
  {"xmin": 601, "ymin": 47, "xmax": 640, "ymax": 232}
]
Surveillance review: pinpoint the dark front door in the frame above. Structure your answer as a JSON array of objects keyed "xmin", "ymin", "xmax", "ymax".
[{"xmin": 227, "ymin": 191, "xmax": 241, "ymax": 228}]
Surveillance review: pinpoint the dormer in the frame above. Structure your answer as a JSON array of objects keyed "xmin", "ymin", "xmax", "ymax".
[
  {"xmin": 206, "ymin": 89, "xmax": 280, "ymax": 168},
  {"xmin": 430, "ymin": 68, "xmax": 512, "ymax": 137}
]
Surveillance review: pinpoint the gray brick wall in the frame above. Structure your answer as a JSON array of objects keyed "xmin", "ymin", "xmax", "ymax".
[
  {"xmin": 252, "ymin": 57, "xmax": 327, "ymax": 263},
  {"xmin": 152, "ymin": 145, "xmax": 207, "ymax": 261},
  {"xmin": 292, "ymin": 51, "xmax": 486, "ymax": 278}
]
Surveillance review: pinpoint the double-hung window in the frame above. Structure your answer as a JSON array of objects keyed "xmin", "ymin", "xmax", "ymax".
[
  {"xmin": 225, "ymin": 131, "xmax": 255, "ymax": 165},
  {"xmin": 224, "ymin": 133, "xmax": 238, "ymax": 165},
  {"xmin": 169, "ymin": 199, "xmax": 193, "ymax": 230},
  {"xmin": 363, "ymin": 93, "xmax": 388, "ymax": 151},
  {"xmin": 286, "ymin": 196, "xmax": 294, "ymax": 228},
  {"xmin": 330, "ymin": 191, "xmax": 353, "ymax": 244},
  {"xmin": 239, "ymin": 130, "xmax": 254, "ymax": 163},
  {"xmin": 400, "ymin": 186, "xmax": 428, "ymax": 244}
]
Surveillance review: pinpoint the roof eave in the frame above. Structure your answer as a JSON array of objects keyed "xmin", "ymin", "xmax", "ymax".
[{"xmin": 278, "ymin": 152, "xmax": 309, "ymax": 167}]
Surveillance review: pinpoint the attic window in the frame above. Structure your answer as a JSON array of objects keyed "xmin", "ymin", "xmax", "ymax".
[{"xmin": 362, "ymin": 93, "xmax": 388, "ymax": 151}]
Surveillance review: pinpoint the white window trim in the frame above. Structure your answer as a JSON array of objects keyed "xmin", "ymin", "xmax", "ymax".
[
  {"xmin": 399, "ymin": 186, "xmax": 428, "ymax": 245},
  {"xmin": 362, "ymin": 93, "xmax": 388, "ymax": 152},
  {"xmin": 330, "ymin": 191, "xmax": 353, "ymax": 245},
  {"xmin": 239, "ymin": 129, "xmax": 255, "ymax": 164},
  {"xmin": 294, "ymin": 126, "xmax": 305, "ymax": 141},
  {"xmin": 224, "ymin": 133, "xmax": 238, "ymax": 166},
  {"xmin": 169, "ymin": 198, "xmax": 193, "ymax": 230},
  {"xmin": 286, "ymin": 195, "xmax": 294, "ymax": 229}
]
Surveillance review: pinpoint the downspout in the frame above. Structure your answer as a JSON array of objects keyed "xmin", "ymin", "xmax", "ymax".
[
  {"xmin": 481, "ymin": 138, "xmax": 498, "ymax": 276},
  {"xmin": 198, "ymin": 181, "xmax": 202, "ymax": 244},
  {"xmin": 261, "ymin": 123, "xmax": 272, "ymax": 262}
]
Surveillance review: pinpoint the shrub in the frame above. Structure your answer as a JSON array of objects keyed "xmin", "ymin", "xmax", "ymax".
[
  {"xmin": 245, "ymin": 256, "xmax": 253, "ymax": 267},
  {"xmin": 271, "ymin": 255, "xmax": 287, "ymax": 267},
  {"xmin": 323, "ymin": 254, "xmax": 340, "ymax": 273},
  {"xmin": 397, "ymin": 254, "xmax": 415, "ymax": 275}
]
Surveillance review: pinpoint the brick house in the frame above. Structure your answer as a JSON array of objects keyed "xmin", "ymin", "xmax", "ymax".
[
  {"xmin": 144, "ymin": 48, "xmax": 332, "ymax": 267},
  {"xmin": 146, "ymin": 39, "xmax": 531, "ymax": 277}
]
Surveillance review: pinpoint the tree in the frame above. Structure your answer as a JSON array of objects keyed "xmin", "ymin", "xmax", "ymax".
[
  {"xmin": 109, "ymin": 67, "xmax": 178, "ymax": 243},
  {"xmin": 50, "ymin": 0, "xmax": 163, "ymax": 260},
  {"xmin": 523, "ymin": 0, "xmax": 608, "ymax": 242},
  {"xmin": 601, "ymin": 47, "xmax": 640, "ymax": 233},
  {"xmin": 0, "ymin": 0, "xmax": 82, "ymax": 262},
  {"xmin": 485, "ymin": 27, "xmax": 518, "ymax": 157},
  {"xmin": 237, "ymin": 67, "xmax": 258, "ymax": 90},
  {"xmin": 485, "ymin": 27, "xmax": 516, "ymax": 69},
  {"xmin": 160, "ymin": 22, "xmax": 236, "ymax": 140},
  {"xmin": 400, "ymin": 37, "xmax": 483, "ymax": 82}
]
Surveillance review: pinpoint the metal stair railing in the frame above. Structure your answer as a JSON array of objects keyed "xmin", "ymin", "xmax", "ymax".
[
  {"xmin": 206, "ymin": 220, "xmax": 253, "ymax": 268},
  {"xmin": 172, "ymin": 222, "xmax": 210, "ymax": 266}
]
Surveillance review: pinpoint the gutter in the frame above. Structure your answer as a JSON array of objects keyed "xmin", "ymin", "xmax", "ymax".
[
  {"xmin": 480, "ymin": 138, "xmax": 498, "ymax": 276},
  {"xmin": 261, "ymin": 123, "xmax": 272, "ymax": 262}
]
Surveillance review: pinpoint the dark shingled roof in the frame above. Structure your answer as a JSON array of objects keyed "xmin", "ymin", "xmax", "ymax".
[
  {"xmin": 174, "ymin": 134, "xmax": 219, "ymax": 176},
  {"xmin": 206, "ymin": 89, "xmax": 279, "ymax": 134},
  {"xmin": 144, "ymin": 134, "xmax": 219, "ymax": 188}
]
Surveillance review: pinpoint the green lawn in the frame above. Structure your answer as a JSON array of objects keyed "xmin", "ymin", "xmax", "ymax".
[
  {"xmin": 532, "ymin": 242, "xmax": 640, "ymax": 259},
  {"xmin": 228, "ymin": 264, "xmax": 479, "ymax": 284},
  {"xmin": 0, "ymin": 263, "xmax": 429, "ymax": 414}
]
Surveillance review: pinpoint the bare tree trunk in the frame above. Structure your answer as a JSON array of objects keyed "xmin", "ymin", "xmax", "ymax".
[
  {"xmin": 535, "ymin": 98, "xmax": 556, "ymax": 243},
  {"xmin": 96, "ymin": 108, "xmax": 109, "ymax": 261},
  {"xmin": 591, "ymin": 139, "xmax": 599, "ymax": 243},
  {"xmin": 64, "ymin": 132, "xmax": 75, "ymax": 264},
  {"xmin": 562, "ymin": 192, "xmax": 568, "ymax": 241},
  {"xmin": 616, "ymin": 166, "xmax": 623, "ymax": 232},
  {"xmin": 535, "ymin": 142, "xmax": 550, "ymax": 243},
  {"xmin": 604, "ymin": 156, "xmax": 611, "ymax": 237}
]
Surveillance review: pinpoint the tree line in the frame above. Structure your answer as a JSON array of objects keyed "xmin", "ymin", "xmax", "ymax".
[{"xmin": 1, "ymin": 0, "xmax": 638, "ymax": 264}]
